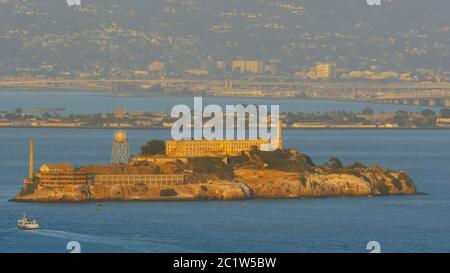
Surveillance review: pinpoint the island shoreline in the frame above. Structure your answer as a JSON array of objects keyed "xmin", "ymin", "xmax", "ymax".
[{"xmin": 8, "ymin": 191, "xmax": 425, "ymax": 203}]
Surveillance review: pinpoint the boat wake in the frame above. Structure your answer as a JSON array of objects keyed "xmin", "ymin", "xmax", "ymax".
[
  {"xmin": 34, "ymin": 229, "xmax": 198, "ymax": 252},
  {"xmin": 36, "ymin": 229, "xmax": 116, "ymax": 244}
]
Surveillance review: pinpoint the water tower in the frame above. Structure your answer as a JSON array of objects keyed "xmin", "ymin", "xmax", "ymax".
[{"xmin": 111, "ymin": 130, "xmax": 130, "ymax": 164}]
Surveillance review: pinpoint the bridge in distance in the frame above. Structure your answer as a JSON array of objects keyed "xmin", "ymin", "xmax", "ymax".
[{"xmin": 1, "ymin": 79, "xmax": 450, "ymax": 106}]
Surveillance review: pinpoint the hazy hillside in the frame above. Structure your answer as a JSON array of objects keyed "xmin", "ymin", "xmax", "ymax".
[{"xmin": 0, "ymin": 0, "xmax": 449, "ymax": 74}]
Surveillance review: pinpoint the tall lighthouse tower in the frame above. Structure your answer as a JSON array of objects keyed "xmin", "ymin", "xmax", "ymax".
[
  {"xmin": 276, "ymin": 121, "xmax": 283, "ymax": 150},
  {"xmin": 24, "ymin": 139, "xmax": 35, "ymax": 186},
  {"xmin": 29, "ymin": 139, "xmax": 34, "ymax": 179}
]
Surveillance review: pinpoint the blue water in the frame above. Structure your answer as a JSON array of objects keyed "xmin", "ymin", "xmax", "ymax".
[
  {"xmin": 0, "ymin": 128, "xmax": 449, "ymax": 253},
  {"xmin": 0, "ymin": 90, "xmax": 441, "ymax": 114}
]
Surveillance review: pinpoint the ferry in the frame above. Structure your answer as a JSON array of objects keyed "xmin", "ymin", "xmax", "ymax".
[{"xmin": 17, "ymin": 213, "xmax": 40, "ymax": 230}]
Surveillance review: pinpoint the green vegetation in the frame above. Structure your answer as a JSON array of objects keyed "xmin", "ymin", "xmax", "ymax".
[
  {"xmin": 421, "ymin": 109, "xmax": 436, "ymax": 118},
  {"xmin": 140, "ymin": 140, "xmax": 166, "ymax": 155},
  {"xmin": 19, "ymin": 177, "xmax": 39, "ymax": 196},
  {"xmin": 350, "ymin": 162, "xmax": 367, "ymax": 169},
  {"xmin": 259, "ymin": 150, "xmax": 308, "ymax": 172},
  {"xmin": 361, "ymin": 107, "xmax": 374, "ymax": 116},
  {"xmin": 378, "ymin": 182, "xmax": 391, "ymax": 195},
  {"xmin": 284, "ymin": 110, "xmax": 367, "ymax": 125},
  {"xmin": 392, "ymin": 179, "xmax": 403, "ymax": 191},
  {"xmin": 188, "ymin": 157, "xmax": 233, "ymax": 179},
  {"xmin": 392, "ymin": 109, "xmax": 440, "ymax": 128},
  {"xmin": 399, "ymin": 172, "xmax": 415, "ymax": 188},
  {"xmin": 1, "ymin": 107, "xmax": 450, "ymax": 129},
  {"xmin": 300, "ymin": 176, "xmax": 308, "ymax": 187},
  {"xmin": 235, "ymin": 147, "xmax": 315, "ymax": 172},
  {"xmin": 160, "ymin": 189, "xmax": 177, "ymax": 197},
  {"xmin": 189, "ymin": 157, "xmax": 224, "ymax": 173},
  {"xmin": 440, "ymin": 108, "xmax": 450, "ymax": 118},
  {"xmin": 328, "ymin": 157, "xmax": 343, "ymax": 169},
  {"xmin": 394, "ymin": 111, "xmax": 410, "ymax": 127}
]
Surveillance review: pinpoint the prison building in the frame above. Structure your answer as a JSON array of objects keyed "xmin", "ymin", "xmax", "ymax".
[
  {"xmin": 37, "ymin": 163, "xmax": 92, "ymax": 188},
  {"xmin": 165, "ymin": 122, "xmax": 283, "ymax": 157},
  {"xmin": 165, "ymin": 139, "xmax": 271, "ymax": 157},
  {"xmin": 94, "ymin": 174, "xmax": 185, "ymax": 186},
  {"xmin": 232, "ymin": 60, "xmax": 264, "ymax": 74}
]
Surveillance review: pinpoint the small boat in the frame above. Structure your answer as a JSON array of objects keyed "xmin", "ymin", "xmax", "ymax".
[
  {"xmin": 17, "ymin": 213, "xmax": 40, "ymax": 230},
  {"xmin": 96, "ymin": 203, "xmax": 104, "ymax": 210}
]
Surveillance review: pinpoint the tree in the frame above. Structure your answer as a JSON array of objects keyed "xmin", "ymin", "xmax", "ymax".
[
  {"xmin": 417, "ymin": 109, "xmax": 437, "ymax": 127},
  {"xmin": 412, "ymin": 117, "xmax": 429, "ymax": 127},
  {"xmin": 149, "ymin": 84, "xmax": 163, "ymax": 93},
  {"xmin": 329, "ymin": 157, "xmax": 343, "ymax": 169},
  {"xmin": 393, "ymin": 111, "xmax": 409, "ymax": 127},
  {"xmin": 439, "ymin": 108, "xmax": 450, "ymax": 118},
  {"xmin": 140, "ymin": 140, "xmax": 166, "ymax": 155},
  {"xmin": 351, "ymin": 162, "xmax": 367, "ymax": 169},
  {"xmin": 421, "ymin": 109, "xmax": 436, "ymax": 118},
  {"xmin": 160, "ymin": 189, "xmax": 177, "ymax": 197},
  {"xmin": 361, "ymin": 107, "xmax": 374, "ymax": 116}
]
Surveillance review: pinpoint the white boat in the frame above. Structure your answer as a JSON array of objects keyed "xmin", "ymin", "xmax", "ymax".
[{"xmin": 17, "ymin": 213, "xmax": 40, "ymax": 230}]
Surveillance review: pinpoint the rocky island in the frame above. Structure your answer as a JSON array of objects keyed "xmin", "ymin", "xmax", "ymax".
[{"xmin": 14, "ymin": 139, "xmax": 417, "ymax": 202}]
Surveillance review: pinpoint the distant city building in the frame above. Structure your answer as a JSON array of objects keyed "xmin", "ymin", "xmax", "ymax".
[
  {"xmin": 112, "ymin": 108, "xmax": 128, "ymax": 118},
  {"xmin": 78, "ymin": 72, "xmax": 96, "ymax": 80},
  {"xmin": 264, "ymin": 63, "xmax": 278, "ymax": 75},
  {"xmin": 294, "ymin": 71, "xmax": 309, "ymax": 79},
  {"xmin": 148, "ymin": 61, "xmax": 165, "ymax": 73},
  {"xmin": 216, "ymin": 61, "xmax": 227, "ymax": 71},
  {"xmin": 185, "ymin": 69, "xmax": 209, "ymax": 76},
  {"xmin": 232, "ymin": 60, "xmax": 264, "ymax": 74},
  {"xmin": 264, "ymin": 60, "xmax": 282, "ymax": 75},
  {"xmin": 133, "ymin": 69, "xmax": 149, "ymax": 78},
  {"xmin": 342, "ymin": 70, "xmax": 401, "ymax": 81},
  {"xmin": 315, "ymin": 63, "xmax": 337, "ymax": 79},
  {"xmin": 200, "ymin": 56, "xmax": 214, "ymax": 71}
]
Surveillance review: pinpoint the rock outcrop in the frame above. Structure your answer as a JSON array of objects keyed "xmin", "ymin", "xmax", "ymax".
[{"xmin": 234, "ymin": 166, "xmax": 416, "ymax": 199}]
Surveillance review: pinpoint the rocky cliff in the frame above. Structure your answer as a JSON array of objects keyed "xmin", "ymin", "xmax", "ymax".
[{"xmin": 234, "ymin": 166, "xmax": 416, "ymax": 199}]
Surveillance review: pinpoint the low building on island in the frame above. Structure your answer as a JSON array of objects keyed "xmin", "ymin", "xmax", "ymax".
[{"xmin": 37, "ymin": 163, "xmax": 92, "ymax": 188}]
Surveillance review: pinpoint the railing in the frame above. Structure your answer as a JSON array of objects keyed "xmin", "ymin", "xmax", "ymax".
[{"xmin": 94, "ymin": 174, "xmax": 185, "ymax": 186}]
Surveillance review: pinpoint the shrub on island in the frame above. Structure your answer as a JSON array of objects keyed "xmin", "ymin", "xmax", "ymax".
[
  {"xmin": 140, "ymin": 140, "xmax": 166, "ymax": 155},
  {"xmin": 160, "ymin": 189, "xmax": 178, "ymax": 197}
]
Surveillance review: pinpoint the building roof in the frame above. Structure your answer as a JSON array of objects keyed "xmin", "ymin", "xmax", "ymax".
[{"xmin": 39, "ymin": 163, "xmax": 74, "ymax": 173}]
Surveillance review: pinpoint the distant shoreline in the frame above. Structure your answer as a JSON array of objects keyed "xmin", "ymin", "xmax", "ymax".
[
  {"xmin": 0, "ymin": 126, "xmax": 448, "ymax": 130},
  {"xmin": 0, "ymin": 87, "xmax": 446, "ymax": 109}
]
